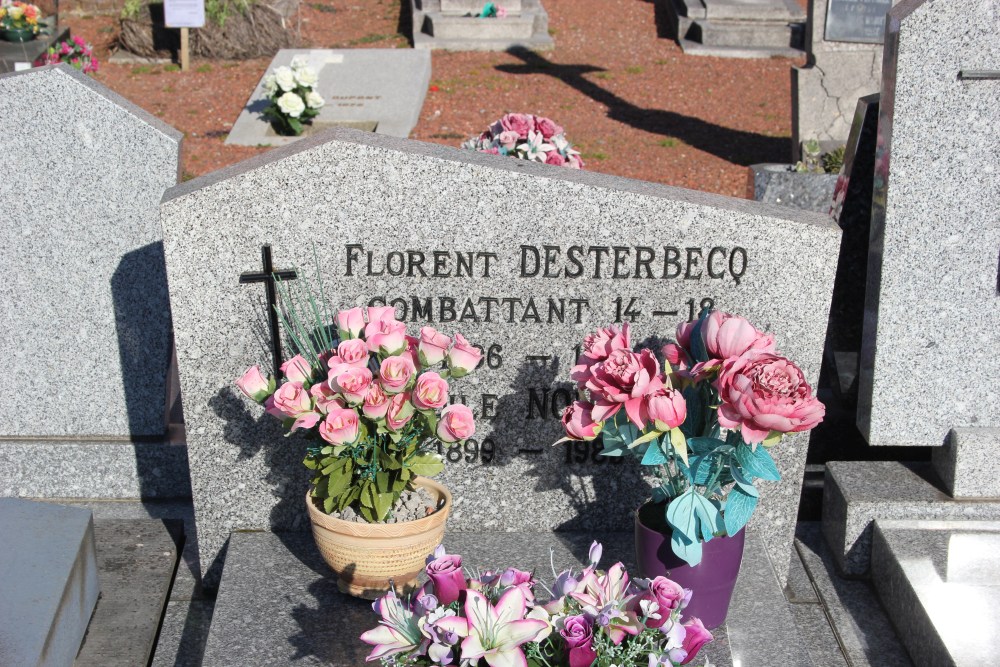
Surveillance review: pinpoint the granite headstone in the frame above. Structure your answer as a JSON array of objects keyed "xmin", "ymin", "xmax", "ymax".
[
  {"xmin": 0, "ymin": 64, "xmax": 187, "ymax": 498},
  {"xmin": 857, "ymin": 0, "xmax": 1000, "ymax": 448},
  {"xmin": 225, "ymin": 49, "xmax": 431, "ymax": 147},
  {"xmin": 824, "ymin": 0, "xmax": 893, "ymax": 43},
  {"xmin": 160, "ymin": 128, "xmax": 841, "ymax": 586}
]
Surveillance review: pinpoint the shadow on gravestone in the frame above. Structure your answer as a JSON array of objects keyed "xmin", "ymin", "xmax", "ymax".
[{"xmin": 496, "ymin": 47, "xmax": 791, "ymax": 167}]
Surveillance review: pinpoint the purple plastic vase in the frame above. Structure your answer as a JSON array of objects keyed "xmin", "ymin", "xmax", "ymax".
[{"xmin": 634, "ymin": 508, "xmax": 745, "ymax": 630}]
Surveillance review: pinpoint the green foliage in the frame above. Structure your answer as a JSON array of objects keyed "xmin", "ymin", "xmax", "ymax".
[{"xmin": 822, "ymin": 144, "xmax": 846, "ymax": 173}]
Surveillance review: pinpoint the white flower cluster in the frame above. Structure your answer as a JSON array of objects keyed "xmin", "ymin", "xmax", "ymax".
[{"xmin": 262, "ymin": 56, "xmax": 325, "ymax": 119}]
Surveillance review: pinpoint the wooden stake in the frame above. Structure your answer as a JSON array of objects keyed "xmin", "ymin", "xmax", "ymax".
[{"xmin": 180, "ymin": 27, "xmax": 189, "ymax": 72}]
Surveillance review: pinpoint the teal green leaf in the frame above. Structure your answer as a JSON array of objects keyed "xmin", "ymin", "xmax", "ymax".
[
  {"xmin": 734, "ymin": 443, "xmax": 781, "ymax": 481},
  {"xmin": 640, "ymin": 437, "xmax": 667, "ymax": 465},
  {"xmin": 724, "ymin": 485, "xmax": 758, "ymax": 536},
  {"xmin": 670, "ymin": 526, "xmax": 703, "ymax": 566}
]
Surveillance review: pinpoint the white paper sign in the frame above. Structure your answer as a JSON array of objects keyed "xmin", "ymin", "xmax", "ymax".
[{"xmin": 164, "ymin": 0, "xmax": 205, "ymax": 28}]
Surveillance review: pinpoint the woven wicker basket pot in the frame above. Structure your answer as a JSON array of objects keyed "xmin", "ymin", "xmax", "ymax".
[{"xmin": 305, "ymin": 476, "xmax": 452, "ymax": 599}]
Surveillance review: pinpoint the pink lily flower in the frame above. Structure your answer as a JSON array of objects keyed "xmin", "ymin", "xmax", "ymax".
[
  {"xmin": 460, "ymin": 587, "xmax": 549, "ymax": 667},
  {"xmin": 360, "ymin": 591, "xmax": 425, "ymax": 661}
]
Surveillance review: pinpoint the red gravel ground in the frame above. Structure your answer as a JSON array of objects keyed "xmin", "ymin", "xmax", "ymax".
[{"xmin": 62, "ymin": 0, "xmax": 806, "ymax": 197}]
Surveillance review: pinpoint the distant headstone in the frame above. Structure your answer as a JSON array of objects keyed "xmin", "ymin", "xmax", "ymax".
[
  {"xmin": 0, "ymin": 65, "xmax": 188, "ymax": 498},
  {"xmin": 824, "ymin": 0, "xmax": 893, "ymax": 43},
  {"xmin": 410, "ymin": 0, "xmax": 554, "ymax": 51},
  {"xmin": 0, "ymin": 498, "xmax": 100, "ymax": 667},
  {"xmin": 160, "ymin": 128, "xmax": 841, "ymax": 586},
  {"xmin": 857, "ymin": 0, "xmax": 1000, "ymax": 447},
  {"xmin": 792, "ymin": 0, "xmax": 901, "ymax": 157},
  {"xmin": 225, "ymin": 49, "xmax": 431, "ymax": 147}
]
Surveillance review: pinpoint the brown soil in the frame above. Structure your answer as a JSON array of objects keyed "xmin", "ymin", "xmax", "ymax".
[{"xmin": 61, "ymin": 0, "xmax": 806, "ymax": 197}]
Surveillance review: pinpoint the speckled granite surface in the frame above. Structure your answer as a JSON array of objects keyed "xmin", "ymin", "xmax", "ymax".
[
  {"xmin": 932, "ymin": 427, "xmax": 1000, "ymax": 499},
  {"xmin": 822, "ymin": 461, "xmax": 1000, "ymax": 575},
  {"xmin": 857, "ymin": 0, "xmax": 1000, "ymax": 447},
  {"xmin": 871, "ymin": 519, "xmax": 1000, "ymax": 666},
  {"xmin": 160, "ymin": 128, "xmax": 840, "ymax": 587},
  {"xmin": 199, "ymin": 529, "xmax": 811, "ymax": 666}
]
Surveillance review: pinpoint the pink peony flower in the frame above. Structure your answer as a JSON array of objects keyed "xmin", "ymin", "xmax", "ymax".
[
  {"xmin": 437, "ymin": 404, "xmax": 475, "ymax": 443},
  {"xmin": 559, "ymin": 615, "xmax": 597, "ymax": 667},
  {"xmin": 336, "ymin": 307, "xmax": 364, "ymax": 339},
  {"xmin": 331, "ymin": 366, "xmax": 372, "ymax": 405},
  {"xmin": 319, "ymin": 406, "xmax": 360, "ymax": 445},
  {"xmin": 418, "ymin": 326, "xmax": 451, "ymax": 366},
  {"xmin": 236, "ymin": 365, "xmax": 271, "ymax": 402},
  {"xmin": 499, "ymin": 112, "xmax": 535, "ymax": 138},
  {"xmin": 412, "ymin": 372, "xmax": 449, "ymax": 411},
  {"xmin": 426, "ymin": 554, "xmax": 467, "ymax": 605},
  {"xmin": 497, "ymin": 130, "xmax": 520, "ymax": 150},
  {"xmin": 646, "ymin": 388, "xmax": 687, "ymax": 432},
  {"xmin": 680, "ymin": 618, "xmax": 713, "ymax": 665},
  {"xmin": 586, "ymin": 348, "xmax": 663, "ymax": 428},
  {"xmin": 561, "ymin": 400, "xmax": 601, "ymax": 440},
  {"xmin": 570, "ymin": 323, "xmax": 631, "ymax": 386},
  {"xmin": 715, "ymin": 353, "xmax": 825, "ymax": 444},
  {"xmin": 534, "ymin": 116, "xmax": 564, "ymax": 139},
  {"xmin": 363, "ymin": 382, "xmax": 390, "ymax": 420},
  {"xmin": 699, "ymin": 311, "xmax": 775, "ymax": 365},
  {"xmin": 447, "ymin": 333, "xmax": 481, "ymax": 378},
  {"xmin": 380, "ymin": 355, "xmax": 415, "ymax": 394},
  {"xmin": 386, "ymin": 392, "xmax": 415, "ymax": 431}
]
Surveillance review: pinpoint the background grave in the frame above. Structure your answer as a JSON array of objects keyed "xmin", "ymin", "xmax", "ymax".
[{"xmin": 225, "ymin": 49, "xmax": 431, "ymax": 147}]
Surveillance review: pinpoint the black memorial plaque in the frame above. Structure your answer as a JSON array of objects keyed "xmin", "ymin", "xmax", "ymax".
[{"xmin": 824, "ymin": 0, "xmax": 892, "ymax": 44}]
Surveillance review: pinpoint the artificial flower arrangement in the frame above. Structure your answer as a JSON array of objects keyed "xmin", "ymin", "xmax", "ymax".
[
  {"xmin": 560, "ymin": 309, "xmax": 825, "ymax": 565},
  {"xmin": 0, "ymin": 1, "xmax": 43, "ymax": 34},
  {"xmin": 462, "ymin": 113, "xmax": 584, "ymax": 169},
  {"xmin": 237, "ymin": 304, "xmax": 482, "ymax": 522},
  {"xmin": 477, "ymin": 2, "xmax": 507, "ymax": 17},
  {"xmin": 37, "ymin": 36, "xmax": 99, "ymax": 74},
  {"xmin": 360, "ymin": 542, "xmax": 714, "ymax": 666},
  {"xmin": 261, "ymin": 56, "xmax": 325, "ymax": 137}
]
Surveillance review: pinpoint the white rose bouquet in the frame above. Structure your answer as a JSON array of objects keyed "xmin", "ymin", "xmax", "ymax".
[{"xmin": 261, "ymin": 56, "xmax": 325, "ymax": 136}]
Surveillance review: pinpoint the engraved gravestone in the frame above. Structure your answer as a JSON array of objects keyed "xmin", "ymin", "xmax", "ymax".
[{"xmin": 160, "ymin": 128, "xmax": 840, "ymax": 586}]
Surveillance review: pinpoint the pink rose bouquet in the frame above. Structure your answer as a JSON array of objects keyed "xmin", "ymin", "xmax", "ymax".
[
  {"xmin": 360, "ymin": 542, "xmax": 712, "ymax": 666},
  {"xmin": 236, "ymin": 305, "xmax": 481, "ymax": 523},
  {"xmin": 560, "ymin": 309, "xmax": 824, "ymax": 566},
  {"xmin": 462, "ymin": 113, "xmax": 584, "ymax": 169}
]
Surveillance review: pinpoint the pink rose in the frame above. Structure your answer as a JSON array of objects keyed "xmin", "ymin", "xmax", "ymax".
[
  {"xmin": 236, "ymin": 365, "xmax": 271, "ymax": 402},
  {"xmin": 419, "ymin": 326, "xmax": 451, "ymax": 366},
  {"xmin": 366, "ymin": 305, "xmax": 397, "ymax": 324},
  {"xmin": 269, "ymin": 381, "xmax": 312, "ymax": 417},
  {"xmin": 586, "ymin": 348, "xmax": 663, "ymax": 427},
  {"xmin": 446, "ymin": 333, "xmax": 481, "ymax": 378},
  {"xmin": 545, "ymin": 150, "xmax": 566, "ymax": 166},
  {"xmin": 646, "ymin": 388, "xmax": 687, "ymax": 432},
  {"xmin": 560, "ymin": 615, "xmax": 597, "ymax": 667},
  {"xmin": 363, "ymin": 382, "xmax": 390, "ymax": 420},
  {"xmin": 413, "ymin": 372, "xmax": 449, "ymax": 411},
  {"xmin": 280, "ymin": 354, "xmax": 312, "ymax": 384},
  {"xmin": 336, "ymin": 307, "xmax": 365, "ymax": 339},
  {"xmin": 561, "ymin": 401, "xmax": 601, "ymax": 441},
  {"xmin": 426, "ymin": 554, "xmax": 466, "ymax": 605},
  {"xmin": 534, "ymin": 116, "xmax": 564, "ymax": 139},
  {"xmin": 336, "ymin": 338, "xmax": 370, "ymax": 368},
  {"xmin": 309, "ymin": 381, "xmax": 343, "ymax": 414},
  {"xmin": 319, "ymin": 406, "xmax": 360, "ymax": 445},
  {"xmin": 680, "ymin": 618, "xmax": 713, "ymax": 665},
  {"xmin": 380, "ymin": 355, "xmax": 415, "ymax": 394},
  {"xmin": 386, "ymin": 392, "xmax": 415, "ymax": 431},
  {"xmin": 437, "ymin": 404, "xmax": 475, "ymax": 443},
  {"xmin": 366, "ymin": 318, "xmax": 408, "ymax": 356},
  {"xmin": 715, "ymin": 353, "xmax": 825, "ymax": 444},
  {"xmin": 331, "ymin": 367, "xmax": 372, "ymax": 405},
  {"xmin": 497, "ymin": 130, "xmax": 520, "ymax": 150},
  {"xmin": 499, "ymin": 112, "xmax": 535, "ymax": 138},
  {"xmin": 644, "ymin": 577, "xmax": 685, "ymax": 629}
]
